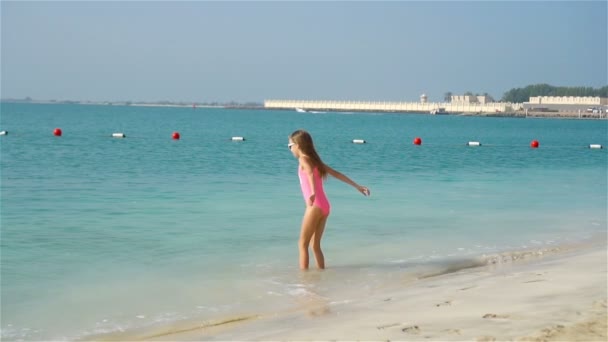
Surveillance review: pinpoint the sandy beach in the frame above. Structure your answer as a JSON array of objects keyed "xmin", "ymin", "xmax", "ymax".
[{"xmin": 96, "ymin": 239, "xmax": 607, "ymax": 341}]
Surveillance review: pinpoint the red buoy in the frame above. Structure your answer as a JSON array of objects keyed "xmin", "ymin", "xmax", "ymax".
[
  {"xmin": 413, "ymin": 137, "xmax": 422, "ymax": 145},
  {"xmin": 53, "ymin": 128, "xmax": 62, "ymax": 136},
  {"xmin": 530, "ymin": 140, "xmax": 539, "ymax": 148},
  {"xmin": 172, "ymin": 132, "xmax": 180, "ymax": 140}
]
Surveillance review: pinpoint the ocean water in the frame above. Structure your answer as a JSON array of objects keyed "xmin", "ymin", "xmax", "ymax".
[{"xmin": 1, "ymin": 103, "xmax": 606, "ymax": 340}]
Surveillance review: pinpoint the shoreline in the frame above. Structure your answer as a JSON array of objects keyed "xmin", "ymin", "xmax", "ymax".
[
  {"xmin": 89, "ymin": 237, "xmax": 607, "ymax": 341},
  {"xmin": 2, "ymin": 101, "xmax": 606, "ymax": 119}
]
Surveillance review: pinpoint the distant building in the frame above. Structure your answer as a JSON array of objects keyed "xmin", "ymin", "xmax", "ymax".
[
  {"xmin": 420, "ymin": 94, "xmax": 428, "ymax": 104},
  {"xmin": 524, "ymin": 96, "xmax": 608, "ymax": 113},
  {"xmin": 451, "ymin": 95, "xmax": 494, "ymax": 104},
  {"xmin": 527, "ymin": 96, "xmax": 607, "ymax": 105}
]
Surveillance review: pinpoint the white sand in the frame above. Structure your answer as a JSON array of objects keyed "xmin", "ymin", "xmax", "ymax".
[{"xmin": 145, "ymin": 244, "xmax": 606, "ymax": 341}]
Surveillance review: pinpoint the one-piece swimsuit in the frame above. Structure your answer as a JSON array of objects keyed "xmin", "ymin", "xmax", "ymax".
[{"xmin": 298, "ymin": 166, "xmax": 330, "ymax": 216}]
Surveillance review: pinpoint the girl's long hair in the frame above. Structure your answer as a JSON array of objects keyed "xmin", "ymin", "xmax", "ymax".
[{"xmin": 290, "ymin": 129, "xmax": 328, "ymax": 179}]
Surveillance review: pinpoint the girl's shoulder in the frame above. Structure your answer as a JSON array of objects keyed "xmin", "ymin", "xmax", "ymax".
[
  {"xmin": 298, "ymin": 154, "xmax": 312, "ymax": 164},
  {"xmin": 298, "ymin": 155, "xmax": 315, "ymax": 170}
]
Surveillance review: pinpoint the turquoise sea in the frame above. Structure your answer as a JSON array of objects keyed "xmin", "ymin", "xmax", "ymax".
[{"xmin": 1, "ymin": 103, "xmax": 606, "ymax": 340}]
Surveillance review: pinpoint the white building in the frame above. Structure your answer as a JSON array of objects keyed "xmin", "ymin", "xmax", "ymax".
[
  {"xmin": 527, "ymin": 96, "xmax": 607, "ymax": 105},
  {"xmin": 523, "ymin": 96, "xmax": 608, "ymax": 113}
]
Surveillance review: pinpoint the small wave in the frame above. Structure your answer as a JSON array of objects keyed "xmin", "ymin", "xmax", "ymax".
[
  {"xmin": 480, "ymin": 246, "xmax": 567, "ymax": 265},
  {"xmin": 414, "ymin": 259, "xmax": 487, "ymax": 280},
  {"xmin": 287, "ymin": 287, "xmax": 314, "ymax": 297},
  {"xmin": 84, "ymin": 314, "xmax": 259, "ymax": 341},
  {"xmin": 398, "ymin": 244, "xmax": 584, "ymax": 281}
]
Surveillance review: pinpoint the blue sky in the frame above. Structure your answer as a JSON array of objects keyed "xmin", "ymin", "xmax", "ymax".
[{"xmin": 1, "ymin": 1, "xmax": 606, "ymax": 103}]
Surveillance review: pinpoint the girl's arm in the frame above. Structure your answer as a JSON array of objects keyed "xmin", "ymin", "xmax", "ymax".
[{"xmin": 325, "ymin": 165, "xmax": 370, "ymax": 196}]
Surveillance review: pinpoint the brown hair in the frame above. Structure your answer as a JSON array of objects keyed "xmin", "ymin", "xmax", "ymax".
[{"xmin": 290, "ymin": 129, "xmax": 328, "ymax": 179}]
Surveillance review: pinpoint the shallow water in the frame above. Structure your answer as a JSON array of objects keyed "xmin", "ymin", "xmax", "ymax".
[{"xmin": 1, "ymin": 103, "xmax": 606, "ymax": 340}]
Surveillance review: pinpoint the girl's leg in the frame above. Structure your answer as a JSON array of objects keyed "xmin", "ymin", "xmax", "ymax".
[
  {"xmin": 311, "ymin": 215, "xmax": 328, "ymax": 269},
  {"xmin": 299, "ymin": 206, "xmax": 324, "ymax": 270}
]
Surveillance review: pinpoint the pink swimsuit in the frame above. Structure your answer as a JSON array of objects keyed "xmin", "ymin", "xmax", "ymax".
[{"xmin": 298, "ymin": 166, "xmax": 331, "ymax": 216}]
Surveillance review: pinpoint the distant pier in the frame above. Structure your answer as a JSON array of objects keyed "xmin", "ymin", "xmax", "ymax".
[{"xmin": 264, "ymin": 99, "xmax": 522, "ymax": 115}]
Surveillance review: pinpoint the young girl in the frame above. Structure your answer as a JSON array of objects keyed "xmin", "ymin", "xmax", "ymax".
[{"xmin": 288, "ymin": 129, "xmax": 370, "ymax": 270}]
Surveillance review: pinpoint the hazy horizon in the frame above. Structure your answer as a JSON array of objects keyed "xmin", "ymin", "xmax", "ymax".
[{"xmin": 2, "ymin": 1, "xmax": 607, "ymax": 103}]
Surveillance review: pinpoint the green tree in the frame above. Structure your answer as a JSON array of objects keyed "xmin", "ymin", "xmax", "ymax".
[{"xmin": 501, "ymin": 84, "xmax": 607, "ymax": 102}]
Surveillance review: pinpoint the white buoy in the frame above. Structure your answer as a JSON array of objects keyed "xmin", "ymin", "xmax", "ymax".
[
  {"xmin": 467, "ymin": 141, "xmax": 481, "ymax": 146},
  {"xmin": 352, "ymin": 139, "xmax": 366, "ymax": 144},
  {"xmin": 231, "ymin": 136, "xmax": 245, "ymax": 141},
  {"xmin": 0, "ymin": 131, "xmax": 7, "ymax": 136},
  {"xmin": 112, "ymin": 133, "xmax": 126, "ymax": 138},
  {"xmin": 589, "ymin": 144, "xmax": 603, "ymax": 149}
]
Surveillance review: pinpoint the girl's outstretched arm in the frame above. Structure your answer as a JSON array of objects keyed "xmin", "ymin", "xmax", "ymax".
[{"xmin": 325, "ymin": 165, "xmax": 370, "ymax": 196}]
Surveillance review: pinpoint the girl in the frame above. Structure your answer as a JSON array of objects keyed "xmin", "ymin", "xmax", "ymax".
[{"xmin": 288, "ymin": 129, "xmax": 370, "ymax": 270}]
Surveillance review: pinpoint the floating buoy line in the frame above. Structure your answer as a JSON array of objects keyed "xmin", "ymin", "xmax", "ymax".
[{"xmin": 0, "ymin": 129, "xmax": 604, "ymax": 150}]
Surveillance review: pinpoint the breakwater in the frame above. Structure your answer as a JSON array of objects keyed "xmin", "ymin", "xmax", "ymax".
[{"xmin": 264, "ymin": 99, "xmax": 523, "ymax": 114}]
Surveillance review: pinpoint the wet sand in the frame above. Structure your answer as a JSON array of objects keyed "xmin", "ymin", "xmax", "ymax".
[{"xmin": 144, "ymin": 243, "xmax": 607, "ymax": 341}]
